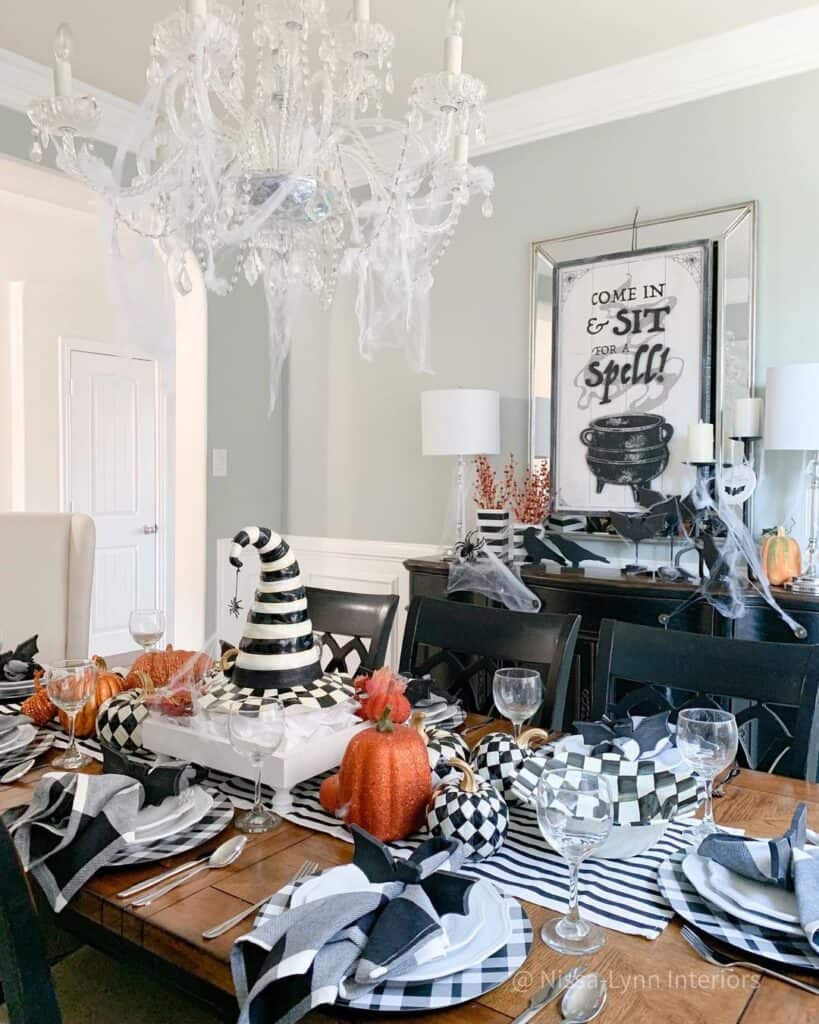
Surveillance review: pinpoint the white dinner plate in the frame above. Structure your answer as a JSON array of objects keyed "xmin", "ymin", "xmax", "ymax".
[
  {"xmin": 386, "ymin": 880, "xmax": 510, "ymax": 984},
  {"xmin": 0, "ymin": 724, "xmax": 37, "ymax": 754},
  {"xmin": 125, "ymin": 787, "xmax": 214, "ymax": 846},
  {"xmin": 682, "ymin": 852, "xmax": 801, "ymax": 932}
]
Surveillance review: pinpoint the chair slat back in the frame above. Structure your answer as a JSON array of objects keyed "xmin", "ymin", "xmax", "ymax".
[{"xmin": 306, "ymin": 587, "xmax": 398, "ymax": 676}]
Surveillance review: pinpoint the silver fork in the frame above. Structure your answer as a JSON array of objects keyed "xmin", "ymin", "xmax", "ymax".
[
  {"xmin": 202, "ymin": 859, "xmax": 319, "ymax": 940},
  {"xmin": 681, "ymin": 925, "xmax": 819, "ymax": 995}
]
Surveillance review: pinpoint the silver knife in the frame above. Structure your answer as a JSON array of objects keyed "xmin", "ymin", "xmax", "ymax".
[{"xmin": 509, "ymin": 967, "xmax": 586, "ymax": 1024}]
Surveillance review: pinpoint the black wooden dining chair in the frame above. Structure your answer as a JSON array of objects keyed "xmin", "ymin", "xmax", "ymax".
[
  {"xmin": 306, "ymin": 587, "xmax": 399, "ymax": 676},
  {"xmin": 398, "ymin": 596, "xmax": 581, "ymax": 730},
  {"xmin": 593, "ymin": 618, "xmax": 819, "ymax": 782}
]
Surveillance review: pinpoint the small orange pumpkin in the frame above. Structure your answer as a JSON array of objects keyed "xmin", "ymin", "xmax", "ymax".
[
  {"xmin": 57, "ymin": 657, "xmax": 127, "ymax": 738},
  {"xmin": 124, "ymin": 645, "xmax": 213, "ymax": 690},
  {"xmin": 320, "ymin": 706, "xmax": 433, "ymax": 842},
  {"xmin": 21, "ymin": 669, "xmax": 56, "ymax": 726},
  {"xmin": 761, "ymin": 526, "xmax": 802, "ymax": 586}
]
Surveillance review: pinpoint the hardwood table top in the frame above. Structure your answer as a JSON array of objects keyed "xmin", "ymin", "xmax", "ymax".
[{"xmin": 3, "ymin": 720, "xmax": 819, "ymax": 1024}]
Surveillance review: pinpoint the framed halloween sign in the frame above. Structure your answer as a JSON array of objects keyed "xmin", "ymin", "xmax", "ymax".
[{"xmin": 550, "ymin": 240, "xmax": 715, "ymax": 515}]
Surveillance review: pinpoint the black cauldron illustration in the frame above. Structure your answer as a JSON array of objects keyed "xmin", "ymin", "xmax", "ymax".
[{"xmin": 580, "ymin": 413, "xmax": 673, "ymax": 500}]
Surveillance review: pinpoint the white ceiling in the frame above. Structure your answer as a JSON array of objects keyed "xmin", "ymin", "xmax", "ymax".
[{"xmin": 3, "ymin": 0, "xmax": 818, "ymax": 106}]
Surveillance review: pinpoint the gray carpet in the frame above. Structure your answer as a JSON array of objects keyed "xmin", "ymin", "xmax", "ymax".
[{"xmin": 1, "ymin": 946, "xmax": 226, "ymax": 1023}]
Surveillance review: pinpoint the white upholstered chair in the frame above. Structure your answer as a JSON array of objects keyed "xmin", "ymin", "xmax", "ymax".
[{"xmin": 0, "ymin": 513, "xmax": 95, "ymax": 663}]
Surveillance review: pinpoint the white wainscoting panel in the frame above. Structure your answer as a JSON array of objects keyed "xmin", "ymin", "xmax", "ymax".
[{"xmin": 216, "ymin": 535, "xmax": 442, "ymax": 667}]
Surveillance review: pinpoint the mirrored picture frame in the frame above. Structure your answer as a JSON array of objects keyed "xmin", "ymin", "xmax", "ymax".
[{"xmin": 529, "ymin": 201, "xmax": 757, "ymax": 530}]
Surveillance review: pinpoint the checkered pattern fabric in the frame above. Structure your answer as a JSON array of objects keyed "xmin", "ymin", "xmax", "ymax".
[
  {"xmin": 251, "ymin": 875, "xmax": 532, "ymax": 1014},
  {"xmin": 426, "ymin": 780, "xmax": 509, "ymax": 861},
  {"xmin": 198, "ymin": 672, "xmax": 355, "ymax": 714},
  {"xmin": 658, "ymin": 848, "xmax": 819, "ymax": 970},
  {"xmin": 470, "ymin": 731, "xmax": 525, "ymax": 800},
  {"xmin": 513, "ymin": 749, "xmax": 701, "ymax": 825},
  {"xmin": 96, "ymin": 691, "xmax": 150, "ymax": 751}
]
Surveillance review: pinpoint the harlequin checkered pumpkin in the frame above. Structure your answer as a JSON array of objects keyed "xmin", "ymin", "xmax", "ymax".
[
  {"xmin": 410, "ymin": 712, "xmax": 470, "ymax": 783},
  {"xmin": 96, "ymin": 690, "xmax": 150, "ymax": 751},
  {"xmin": 426, "ymin": 758, "xmax": 508, "ymax": 861},
  {"xmin": 471, "ymin": 728, "xmax": 551, "ymax": 801}
]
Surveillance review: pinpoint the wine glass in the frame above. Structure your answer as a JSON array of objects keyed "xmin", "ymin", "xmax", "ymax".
[
  {"xmin": 493, "ymin": 668, "xmax": 543, "ymax": 741},
  {"xmin": 129, "ymin": 609, "xmax": 166, "ymax": 651},
  {"xmin": 46, "ymin": 659, "xmax": 97, "ymax": 770},
  {"xmin": 676, "ymin": 707, "xmax": 739, "ymax": 837},
  {"xmin": 228, "ymin": 701, "xmax": 286, "ymax": 833},
  {"xmin": 535, "ymin": 767, "xmax": 613, "ymax": 955}
]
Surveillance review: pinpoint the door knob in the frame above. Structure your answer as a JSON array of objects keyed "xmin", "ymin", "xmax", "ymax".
[{"xmin": 143, "ymin": 524, "xmax": 159, "ymax": 534}]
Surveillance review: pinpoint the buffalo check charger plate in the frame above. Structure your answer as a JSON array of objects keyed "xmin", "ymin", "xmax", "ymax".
[
  {"xmin": 254, "ymin": 877, "xmax": 532, "ymax": 1012},
  {"xmin": 658, "ymin": 848, "xmax": 819, "ymax": 970},
  {"xmin": 106, "ymin": 790, "xmax": 234, "ymax": 867}
]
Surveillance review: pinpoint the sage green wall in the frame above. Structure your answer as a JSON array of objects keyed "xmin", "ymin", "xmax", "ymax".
[
  {"xmin": 0, "ymin": 104, "xmax": 285, "ymax": 632},
  {"xmin": 287, "ymin": 68, "xmax": 819, "ymax": 548}
]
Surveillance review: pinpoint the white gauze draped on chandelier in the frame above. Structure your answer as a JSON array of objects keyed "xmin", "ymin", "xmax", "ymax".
[{"xmin": 28, "ymin": 0, "xmax": 494, "ymax": 406}]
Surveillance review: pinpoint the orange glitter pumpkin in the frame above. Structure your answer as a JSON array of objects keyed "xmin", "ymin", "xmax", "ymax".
[{"xmin": 320, "ymin": 706, "xmax": 432, "ymax": 842}]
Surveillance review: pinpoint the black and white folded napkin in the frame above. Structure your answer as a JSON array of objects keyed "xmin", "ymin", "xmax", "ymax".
[
  {"xmin": 574, "ymin": 711, "xmax": 673, "ymax": 760},
  {"xmin": 699, "ymin": 803, "xmax": 819, "ymax": 952},
  {"xmin": 3, "ymin": 771, "xmax": 144, "ymax": 911},
  {"xmin": 101, "ymin": 742, "xmax": 203, "ymax": 806},
  {"xmin": 232, "ymin": 826, "xmax": 474, "ymax": 1024}
]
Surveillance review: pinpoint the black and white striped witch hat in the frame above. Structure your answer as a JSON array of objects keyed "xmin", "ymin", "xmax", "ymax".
[{"xmin": 228, "ymin": 526, "xmax": 322, "ymax": 690}]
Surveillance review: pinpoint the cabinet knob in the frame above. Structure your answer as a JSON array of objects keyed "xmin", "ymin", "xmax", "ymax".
[{"xmin": 143, "ymin": 524, "xmax": 159, "ymax": 535}]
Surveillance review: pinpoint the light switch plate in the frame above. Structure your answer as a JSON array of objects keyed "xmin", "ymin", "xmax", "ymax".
[{"xmin": 212, "ymin": 448, "xmax": 228, "ymax": 477}]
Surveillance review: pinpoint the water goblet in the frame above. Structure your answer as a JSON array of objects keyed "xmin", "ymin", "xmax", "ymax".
[
  {"xmin": 535, "ymin": 767, "xmax": 613, "ymax": 955},
  {"xmin": 129, "ymin": 609, "xmax": 166, "ymax": 651},
  {"xmin": 676, "ymin": 707, "xmax": 738, "ymax": 837},
  {"xmin": 493, "ymin": 667, "xmax": 543, "ymax": 741},
  {"xmin": 46, "ymin": 659, "xmax": 97, "ymax": 770},
  {"xmin": 228, "ymin": 701, "xmax": 286, "ymax": 833}
]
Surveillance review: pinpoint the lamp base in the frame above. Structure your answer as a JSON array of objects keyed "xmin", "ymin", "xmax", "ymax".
[{"xmin": 785, "ymin": 574, "xmax": 819, "ymax": 595}]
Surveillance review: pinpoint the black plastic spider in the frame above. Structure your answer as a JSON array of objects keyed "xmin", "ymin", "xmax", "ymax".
[
  {"xmin": 453, "ymin": 529, "xmax": 486, "ymax": 562},
  {"xmin": 228, "ymin": 595, "xmax": 243, "ymax": 618}
]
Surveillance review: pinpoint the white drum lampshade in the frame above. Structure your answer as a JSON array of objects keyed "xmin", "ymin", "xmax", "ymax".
[
  {"xmin": 764, "ymin": 364, "xmax": 819, "ymax": 450},
  {"xmin": 421, "ymin": 389, "xmax": 500, "ymax": 457},
  {"xmin": 764, "ymin": 363, "xmax": 819, "ymax": 595},
  {"xmin": 421, "ymin": 389, "xmax": 501, "ymax": 549}
]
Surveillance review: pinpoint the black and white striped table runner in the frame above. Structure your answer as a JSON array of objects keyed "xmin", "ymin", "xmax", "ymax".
[{"xmin": 0, "ymin": 705, "xmax": 696, "ymax": 939}]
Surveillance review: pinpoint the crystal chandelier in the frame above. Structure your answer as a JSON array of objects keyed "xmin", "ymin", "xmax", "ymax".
[{"xmin": 28, "ymin": 1, "xmax": 494, "ymax": 402}]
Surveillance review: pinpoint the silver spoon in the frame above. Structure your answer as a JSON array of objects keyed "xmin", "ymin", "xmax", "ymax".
[
  {"xmin": 0, "ymin": 758, "xmax": 36, "ymax": 784},
  {"xmin": 561, "ymin": 973, "xmax": 607, "ymax": 1023},
  {"xmin": 130, "ymin": 834, "xmax": 247, "ymax": 908}
]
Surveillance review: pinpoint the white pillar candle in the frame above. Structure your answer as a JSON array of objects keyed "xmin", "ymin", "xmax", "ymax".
[
  {"xmin": 187, "ymin": 0, "xmax": 207, "ymax": 17},
  {"xmin": 688, "ymin": 421, "xmax": 714, "ymax": 463},
  {"xmin": 733, "ymin": 396, "xmax": 763, "ymax": 438},
  {"xmin": 453, "ymin": 133, "xmax": 469, "ymax": 164},
  {"xmin": 443, "ymin": 34, "xmax": 463, "ymax": 74},
  {"xmin": 354, "ymin": 0, "xmax": 371, "ymax": 22}
]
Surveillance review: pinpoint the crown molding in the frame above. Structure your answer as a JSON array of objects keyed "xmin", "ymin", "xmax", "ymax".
[
  {"xmin": 0, "ymin": 46, "xmax": 137, "ymax": 151},
  {"xmin": 2, "ymin": 5, "xmax": 819, "ymax": 165},
  {"xmin": 474, "ymin": 6, "xmax": 819, "ymax": 157}
]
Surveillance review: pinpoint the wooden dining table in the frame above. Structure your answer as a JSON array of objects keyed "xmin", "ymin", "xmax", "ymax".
[{"xmin": 2, "ymin": 718, "xmax": 818, "ymax": 1024}]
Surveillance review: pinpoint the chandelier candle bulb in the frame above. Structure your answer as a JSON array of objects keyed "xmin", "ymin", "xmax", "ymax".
[
  {"xmin": 52, "ymin": 24, "xmax": 73, "ymax": 98},
  {"xmin": 688, "ymin": 421, "xmax": 714, "ymax": 463},
  {"xmin": 733, "ymin": 396, "xmax": 763, "ymax": 438},
  {"xmin": 454, "ymin": 134, "xmax": 469, "ymax": 164},
  {"xmin": 444, "ymin": 35, "xmax": 464, "ymax": 75},
  {"xmin": 187, "ymin": 0, "xmax": 207, "ymax": 17}
]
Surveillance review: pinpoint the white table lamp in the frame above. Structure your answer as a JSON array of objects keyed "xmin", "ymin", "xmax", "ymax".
[
  {"xmin": 764, "ymin": 363, "xmax": 819, "ymax": 594},
  {"xmin": 422, "ymin": 388, "xmax": 500, "ymax": 547}
]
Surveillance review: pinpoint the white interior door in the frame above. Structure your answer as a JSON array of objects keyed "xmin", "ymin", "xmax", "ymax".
[{"xmin": 67, "ymin": 347, "xmax": 158, "ymax": 655}]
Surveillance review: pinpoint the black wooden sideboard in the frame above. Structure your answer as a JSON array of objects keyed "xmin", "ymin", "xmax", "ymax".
[{"xmin": 404, "ymin": 558, "xmax": 819, "ymax": 725}]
